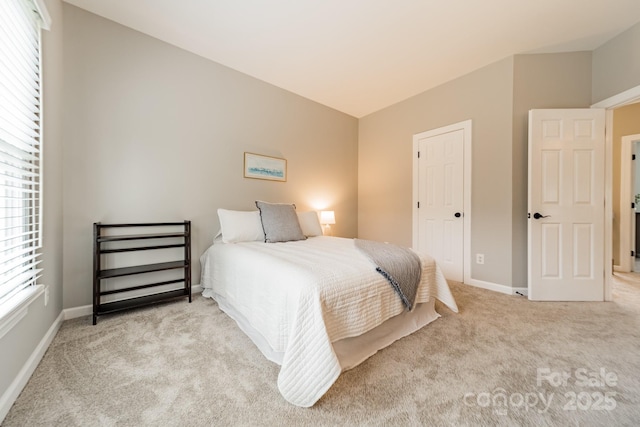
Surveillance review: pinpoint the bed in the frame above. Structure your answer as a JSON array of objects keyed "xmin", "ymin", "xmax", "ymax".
[{"xmin": 199, "ymin": 204, "xmax": 458, "ymax": 407}]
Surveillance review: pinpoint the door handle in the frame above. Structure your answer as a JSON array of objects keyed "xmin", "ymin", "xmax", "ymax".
[
  {"xmin": 454, "ymin": 212, "xmax": 462, "ymax": 218},
  {"xmin": 533, "ymin": 212, "xmax": 550, "ymax": 219}
]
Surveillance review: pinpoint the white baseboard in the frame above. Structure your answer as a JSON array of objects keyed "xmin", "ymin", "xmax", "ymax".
[
  {"xmin": 0, "ymin": 310, "xmax": 64, "ymax": 424},
  {"xmin": 63, "ymin": 285, "xmax": 204, "ymax": 321},
  {"xmin": 465, "ymin": 278, "xmax": 525, "ymax": 296},
  {"xmin": 63, "ymin": 304, "xmax": 92, "ymax": 320}
]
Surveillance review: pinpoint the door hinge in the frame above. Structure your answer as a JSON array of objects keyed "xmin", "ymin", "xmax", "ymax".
[
  {"xmin": 417, "ymin": 201, "xmax": 420, "ymax": 208},
  {"xmin": 633, "ymin": 202, "xmax": 636, "ymax": 209},
  {"xmin": 632, "ymin": 250, "xmax": 635, "ymax": 257},
  {"xmin": 633, "ymin": 154, "xmax": 636, "ymax": 160},
  {"xmin": 417, "ymin": 151, "xmax": 420, "ymax": 158}
]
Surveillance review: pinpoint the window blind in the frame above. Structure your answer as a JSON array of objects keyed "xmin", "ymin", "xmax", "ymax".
[{"xmin": 0, "ymin": 0, "xmax": 44, "ymax": 303}]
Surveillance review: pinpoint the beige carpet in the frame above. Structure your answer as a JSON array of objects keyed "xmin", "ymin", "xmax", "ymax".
[{"xmin": 3, "ymin": 277, "xmax": 640, "ymax": 426}]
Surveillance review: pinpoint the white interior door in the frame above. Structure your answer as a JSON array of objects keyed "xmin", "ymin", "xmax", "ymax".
[
  {"xmin": 416, "ymin": 129, "xmax": 464, "ymax": 281},
  {"xmin": 528, "ymin": 109, "xmax": 605, "ymax": 301}
]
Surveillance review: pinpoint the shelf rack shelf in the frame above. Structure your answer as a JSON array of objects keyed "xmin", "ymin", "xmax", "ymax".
[{"xmin": 92, "ymin": 221, "xmax": 191, "ymax": 325}]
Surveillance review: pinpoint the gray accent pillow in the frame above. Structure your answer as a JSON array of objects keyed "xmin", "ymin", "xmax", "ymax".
[{"xmin": 255, "ymin": 201, "xmax": 307, "ymax": 243}]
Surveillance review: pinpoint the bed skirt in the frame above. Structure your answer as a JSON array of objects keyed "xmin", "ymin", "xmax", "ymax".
[{"xmin": 206, "ymin": 290, "xmax": 439, "ymax": 372}]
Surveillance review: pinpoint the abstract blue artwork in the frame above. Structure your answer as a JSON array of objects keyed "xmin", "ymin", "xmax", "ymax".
[{"xmin": 244, "ymin": 152, "xmax": 287, "ymax": 182}]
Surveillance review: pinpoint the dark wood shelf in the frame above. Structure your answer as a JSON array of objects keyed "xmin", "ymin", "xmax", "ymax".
[
  {"xmin": 98, "ymin": 260, "xmax": 188, "ymax": 279},
  {"xmin": 93, "ymin": 221, "xmax": 191, "ymax": 325},
  {"xmin": 97, "ymin": 289, "xmax": 189, "ymax": 315},
  {"xmin": 99, "ymin": 278, "xmax": 186, "ymax": 296},
  {"xmin": 98, "ymin": 222, "xmax": 188, "ymax": 228},
  {"xmin": 97, "ymin": 232, "xmax": 187, "ymax": 242},
  {"xmin": 100, "ymin": 243, "xmax": 186, "ymax": 254}
]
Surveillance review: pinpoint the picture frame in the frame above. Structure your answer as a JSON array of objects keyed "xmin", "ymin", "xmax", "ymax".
[{"xmin": 244, "ymin": 152, "xmax": 287, "ymax": 182}]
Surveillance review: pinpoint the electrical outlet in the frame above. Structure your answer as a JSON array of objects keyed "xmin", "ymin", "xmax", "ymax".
[
  {"xmin": 44, "ymin": 285, "xmax": 49, "ymax": 306},
  {"xmin": 476, "ymin": 254, "xmax": 485, "ymax": 264}
]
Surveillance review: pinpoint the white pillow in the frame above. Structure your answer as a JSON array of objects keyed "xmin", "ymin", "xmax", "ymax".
[
  {"xmin": 297, "ymin": 211, "xmax": 323, "ymax": 237},
  {"xmin": 217, "ymin": 209, "xmax": 265, "ymax": 243}
]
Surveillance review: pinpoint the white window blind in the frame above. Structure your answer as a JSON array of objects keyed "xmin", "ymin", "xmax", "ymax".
[{"xmin": 0, "ymin": 0, "xmax": 45, "ymax": 303}]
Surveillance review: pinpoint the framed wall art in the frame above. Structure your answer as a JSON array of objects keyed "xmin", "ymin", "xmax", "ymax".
[{"xmin": 244, "ymin": 152, "xmax": 287, "ymax": 182}]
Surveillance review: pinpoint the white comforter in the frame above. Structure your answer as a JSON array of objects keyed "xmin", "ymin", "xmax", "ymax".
[{"xmin": 200, "ymin": 236, "xmax": 457, "ymax": 407}]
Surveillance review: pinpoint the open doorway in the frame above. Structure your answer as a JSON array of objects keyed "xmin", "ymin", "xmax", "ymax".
[
  {"xmin": 619, "ymin": 130, "xmax": 640, "ymax": 273},
  {"xmin": 601, "ymin": 98, "xmax": 640, "ymax": 301},
  {"xmin": 611, "ymin": 103, "xmax": 640, "ymax": 274},
  {"xmin": 592, "ymin": 86, "xmax": 640, "ymax": 300}
]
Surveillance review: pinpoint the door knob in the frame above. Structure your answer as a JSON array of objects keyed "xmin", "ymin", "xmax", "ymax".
[
  {"xmin": 454, "ymin": 212, "xmax": 462, "ymax": 218},
  {"xmin": 533, "ymin": 212, "xmax": 550, "ymax": 219}
]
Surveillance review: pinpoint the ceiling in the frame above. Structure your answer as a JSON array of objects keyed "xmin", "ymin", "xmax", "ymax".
[{"xmin": 63, "ymin": 0, "xmax": 640, "ymax": 118}]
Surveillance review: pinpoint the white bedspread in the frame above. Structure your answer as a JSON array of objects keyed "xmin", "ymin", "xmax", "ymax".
[{"xmin": 200, "ymin": 236, "xmax": 457, "ymax": 407}]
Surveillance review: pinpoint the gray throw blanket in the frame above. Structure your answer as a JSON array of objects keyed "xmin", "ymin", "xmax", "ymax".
[{"xmin": 354, "ymin": 239, "xmax": 422, "ymax": 311}]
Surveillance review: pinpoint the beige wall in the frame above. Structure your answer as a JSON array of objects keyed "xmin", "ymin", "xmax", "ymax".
[
  {"xmin": 359, "ymin": 52, "xmax": 593, "ymax": 288},
  {"xmin": 359, "ymin": 57, "xmax": 515, "ymax": 286},
  {"xmin": 0, "ymin": 0, "xmax": 65, "ymax": 411},
  {"xmin": 511, "ymin": 52, "xmax": 592, "ymax": 286},
  {"xmin": 612, "ymin": 102, "xmax": 640, "ymax": 264},
  {"xmin": 592, "ymin": 21, "xmax": 640, "ymax": 104},
  {"xmin": 62, "ymin": 5, "xmax": 359, "ymax": 309},
  {"xmin": 555, "ymin": 20, "xmax": 640, "ymax": 268},
  {"xmin": 41, "ymin": 0, "xmax": 65, "ymax": 327},
  {"xmin": 592, "ymin": 21, "xmax": 640, "ymax": 264}
]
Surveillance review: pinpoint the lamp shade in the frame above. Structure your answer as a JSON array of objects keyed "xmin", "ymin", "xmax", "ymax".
[{"xmin": 320, "ymin": 210, "xmax": 335, "ymax": 225}]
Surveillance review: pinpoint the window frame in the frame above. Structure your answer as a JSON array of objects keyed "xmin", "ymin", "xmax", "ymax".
[{"xmin": 0, "ymin": 0, "xmax": 51, "ymax": 332}]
